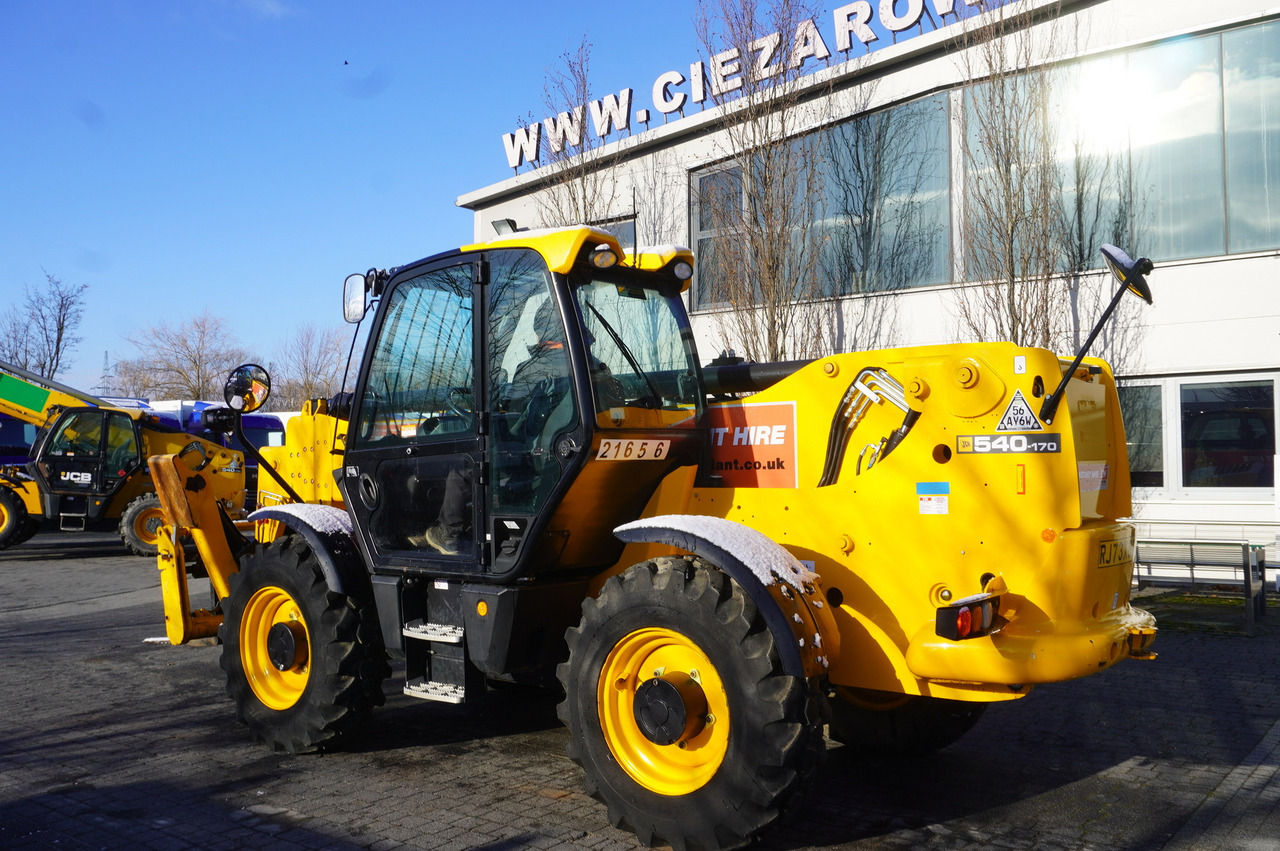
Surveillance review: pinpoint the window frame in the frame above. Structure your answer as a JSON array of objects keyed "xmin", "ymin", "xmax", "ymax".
[{"xmin": 1121, "ymin": 372, "xmax": 1278, "ymax": 500}]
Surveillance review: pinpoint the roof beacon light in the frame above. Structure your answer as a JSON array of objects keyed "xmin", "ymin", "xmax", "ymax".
[{"xmin": 589, "ymin": 244, "xmax": 620, "ymax": 270}]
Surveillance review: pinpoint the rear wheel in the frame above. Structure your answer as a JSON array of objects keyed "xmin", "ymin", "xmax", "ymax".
[
  {"xmin": 0, "ymin": 486, "xmax": 29, "ymax": 549},
  {"xmin": 219, "ymin": 535, "xmax": 388, "ymax": 753},
  {"xmin": 559, "ymin": 557, "xmax": 825, "ymax": 850},
  {"xmin": 118, "ymin": 493, "xmax": 165, "ymax": 557},
  {"xmin": 828, "ymin": 686, "xmax": 986, "ymax": 757}
]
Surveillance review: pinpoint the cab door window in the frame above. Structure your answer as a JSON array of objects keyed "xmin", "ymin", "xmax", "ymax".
[
  {"xmin": 354, "ymin": 266, "xmax": 474, "ymax": 448},
  {"xmin": 104, "ymin": 412, "xmax": 140, "ymax": 484},
  {"xmin": 351, "ymin": 265, "xmax": 477, "ymax": 558},
  {"xmin": 47, "ymin": 411, "xmax": 105, "ymax": 457},
  {"xmin": 486, "ymin": 250, "xmax": 576, "ymax": 515}
]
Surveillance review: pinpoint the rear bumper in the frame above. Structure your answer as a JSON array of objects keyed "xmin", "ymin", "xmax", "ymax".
[{"xmin": 905, "ymin": 604, "xmax": 1157, "ymax": 685}]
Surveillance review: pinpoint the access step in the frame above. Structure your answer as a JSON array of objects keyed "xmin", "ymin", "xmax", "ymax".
[
  {"xmin": 402, "ymin": 619, "xmax": 463, "ymax": 643},
  {"xmin": 404, "ymin": 677, "xmax": 466, "ymax": 704}
]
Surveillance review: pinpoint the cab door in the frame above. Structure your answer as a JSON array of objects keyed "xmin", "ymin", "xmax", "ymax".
[
  {"xmin": 32, "ymin": 407, "xmax": 142, "ymax": 520},
  {"xmin": 344, "ymin": 261, "xmax": 483, "ymax": 573}
]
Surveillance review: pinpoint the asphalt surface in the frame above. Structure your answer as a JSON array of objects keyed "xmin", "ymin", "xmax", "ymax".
[{"xmin": 1, "ymin": 529, "xmax": 1278, "ymax": 851}]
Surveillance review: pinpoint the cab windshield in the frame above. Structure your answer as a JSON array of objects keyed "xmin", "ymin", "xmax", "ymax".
[{"xmin": 571, "ymin": 270, "xmax": 702, "ymax": 429}]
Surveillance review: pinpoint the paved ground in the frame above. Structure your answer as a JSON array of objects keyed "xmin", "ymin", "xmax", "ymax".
[{"xmin": 1, "ymin": 529, "xmax": 1278, "ymax": 851}]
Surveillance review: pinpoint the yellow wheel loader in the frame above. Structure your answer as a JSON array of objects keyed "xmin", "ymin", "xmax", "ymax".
[
  {"xmin": 151, "ymin": 227, "xmax": 1157, "ymax": 850},
  {"xmin": 0, "ymin": 359, "xmax": 245, "ymax": 555}
]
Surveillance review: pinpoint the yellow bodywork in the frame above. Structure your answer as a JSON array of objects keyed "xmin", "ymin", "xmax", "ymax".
[
  {"xmin": 147, "ymin": 227, "xmax": 1154, "ymax": 707},
  {"xmin": 615, "ymin": 343, "xmax": 1155, "ymax": 703},
  {"xmin": 154, "ymin": 398, "xmax": 346, "ymax": 644}
]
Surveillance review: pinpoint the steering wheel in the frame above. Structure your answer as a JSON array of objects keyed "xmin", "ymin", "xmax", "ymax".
[{"xmin": 447, "ymin": 387, "xmax": 474, "ymax": 418}]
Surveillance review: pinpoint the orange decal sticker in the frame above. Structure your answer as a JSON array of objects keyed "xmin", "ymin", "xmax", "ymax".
[{"xmin": 706, "ymin": 402, "xmax": 797, "ymax": 489}]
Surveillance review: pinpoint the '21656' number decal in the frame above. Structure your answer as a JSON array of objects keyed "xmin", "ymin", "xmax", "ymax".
[
  {"xmin": 957, "ymin": 434, "xmax": 1061, "ymax": 454},
  {"xmin": 596, "ymin": 439, "xmax": 671, "ymax": 461}
]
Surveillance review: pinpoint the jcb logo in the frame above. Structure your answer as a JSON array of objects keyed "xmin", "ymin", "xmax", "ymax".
[{"xmin": 60, "ymin": 471, "xmax": 93, "ymax": 485}]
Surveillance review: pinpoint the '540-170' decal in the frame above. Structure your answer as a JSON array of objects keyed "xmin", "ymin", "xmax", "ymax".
[{"xmin": 957, "ymin": 434, "xmax": 1061, "ymax": 454}]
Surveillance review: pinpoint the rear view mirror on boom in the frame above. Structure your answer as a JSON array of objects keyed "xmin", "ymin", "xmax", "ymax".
[{"xmin": 1039, "ymin": 244, "xmax": 1154, "ymax": 425}]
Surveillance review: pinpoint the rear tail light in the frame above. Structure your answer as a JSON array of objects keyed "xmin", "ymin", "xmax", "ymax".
[{"xmin": 936, "ymin": 593, "xmax": 1000, "ymax": 641}]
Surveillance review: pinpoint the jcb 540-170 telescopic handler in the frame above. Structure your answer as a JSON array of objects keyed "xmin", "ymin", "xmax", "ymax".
[{"xmin": 151, "ymin": 227, "xmax": 1157, "ymax": 850}]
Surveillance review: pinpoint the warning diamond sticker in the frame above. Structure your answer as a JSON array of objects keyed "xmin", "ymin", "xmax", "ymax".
[{"xmin": 995, "ymin": 389, "xmax": 1044, "ymax": 432}]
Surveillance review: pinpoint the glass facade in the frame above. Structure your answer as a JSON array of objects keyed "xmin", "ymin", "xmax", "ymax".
[
  {"xmin": 694, "ymin": 94, "xmax": 949, "ymax": 308},
  {"xmin": 692, "ymin": 18, "xmax": 1280, "ymax": 306},
  {"xmin": 1224, "ymin": 20, "xmax": 1280, "ymax": 253}
]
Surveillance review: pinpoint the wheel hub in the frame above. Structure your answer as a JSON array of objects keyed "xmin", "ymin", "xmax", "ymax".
[
  {"xmin": 266, "ymin": 621, "xmax": 307, "ymax": 671},
  {"xmin": 633, "ymin": 675, "xmax": 707, "ymax": 746}
]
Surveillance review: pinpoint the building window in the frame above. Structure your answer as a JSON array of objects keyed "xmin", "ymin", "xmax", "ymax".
[
  {"xmin": 1118, "ymin": 383, "xmax": 1163, "ymax": 488},
  {"xmin": 817, "ymin": 93, "xmax": 951, "ymax": 293},
  {"xmin": 1121, "ymin": 375, "xmax": 1276, "ymax": 495},
  {"xmin": 691, "ymin": 94, "xmax": 950, "ymax": 310},
  {"xmin": 593, "ymin": 216, "xmax": 636, "ymax": 251},
  {"xmin": 1180, "ymin": 380, "xmax": 1275, "ymax": 489},
  {"xmin": 1224, "ymin": 20, "xmax": 1280, "ymax": 253}
]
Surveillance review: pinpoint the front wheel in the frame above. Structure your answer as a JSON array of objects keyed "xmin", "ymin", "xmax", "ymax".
[
  {"xmin": 558, "ymin": 557, "xmax": 825, "ymax": 850},
  {"xmin": 118, "ymin": 493, "xmax": 165, "ymax": 557},
  {"xmin": 218, "ymin": 536, "xmax": 388, "ymax": 753},
  {"xmin": 0, "ymin": 486, "xmax": 30, "ymax": 549},
  {"xmin": 828, "ymin": 686, "xmax": 986, "ymax": 757}
]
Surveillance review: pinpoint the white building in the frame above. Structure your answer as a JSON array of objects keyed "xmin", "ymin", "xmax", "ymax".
[{"xmin": 459, "ymin": 0, "xmax": 1280, "ymax": 557}]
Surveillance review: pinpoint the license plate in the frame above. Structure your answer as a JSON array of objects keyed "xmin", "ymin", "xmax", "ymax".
[
  {"xmin": 596, "ymin": 439, "xmax": 671, "ymax": 461},
  {"xmin": 1097, "ymin": 538, "xmax": 1133, "ymax": 568}
]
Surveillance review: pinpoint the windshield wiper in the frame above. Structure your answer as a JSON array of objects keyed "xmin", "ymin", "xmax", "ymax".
[{"xmin": 583, "ymin": 301, "xmax": 663, "ymax": 406}]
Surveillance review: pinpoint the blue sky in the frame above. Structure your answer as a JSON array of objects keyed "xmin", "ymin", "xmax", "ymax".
[
  {"xmin": 1, "ymin": 0, "xmax": 711, "ymax": 390},
  {"xmin": 1, "ymin": 0, "xmax": 915, "ymax": 392}
]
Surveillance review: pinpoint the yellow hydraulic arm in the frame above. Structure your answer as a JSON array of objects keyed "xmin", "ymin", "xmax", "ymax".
[{"xmin": 0, "ymin": 358, "xmax": 110, "ymax": 427}]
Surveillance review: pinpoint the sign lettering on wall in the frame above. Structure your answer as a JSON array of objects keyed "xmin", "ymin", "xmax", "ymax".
[{"xmin": 502, "ymin": 0, "xmax": 982, "ymax": 169}]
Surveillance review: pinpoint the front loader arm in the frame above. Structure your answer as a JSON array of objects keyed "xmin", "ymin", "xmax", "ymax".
[{"xmin": 151, "ymin": 441, "xmax": 248, "ymax": 645}]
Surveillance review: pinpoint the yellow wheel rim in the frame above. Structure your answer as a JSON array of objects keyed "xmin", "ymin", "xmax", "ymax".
[
  {"xmin": 134, "ymin": 505, "xmax": 165, "ymax": 545},
  {"xmin": 0, "ymin": 501, "xmax": 11, "ymax": 534},
  {"xmin": 241, "ymin": 585, "xmax": 311, "ymax": 710},
  {"xmin": 598, "ymin": 627, "xmax": 729, "ymax": 796}
]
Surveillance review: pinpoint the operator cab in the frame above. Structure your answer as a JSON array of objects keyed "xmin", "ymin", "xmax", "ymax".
[
  {"xmin": 29, "ymin": 407, "xmax": 148, "ymax": 529},
  {"xmin": 339, "ymin": 229, "xmax": 704, "ymax": 581}
]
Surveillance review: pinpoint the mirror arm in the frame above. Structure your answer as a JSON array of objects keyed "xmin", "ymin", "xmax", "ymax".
[
  {"xmin": 1038, "ymin": 278, "xmax": 1130, "ymax": 425},
  {"xmin": 232, "ymin": 414, "xmax": 305, "ymax": 505}
]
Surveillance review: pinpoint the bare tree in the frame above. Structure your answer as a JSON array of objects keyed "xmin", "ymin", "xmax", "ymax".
[
  {"xmin": 953, "ymin": 0, "xmax": 1069, "ymax": 350},
  {"xmin": 269, "ymin": 323, "xmax": 348, "ymax": 410},
  {"xmin": 693, "ymin": 0, "xmax": 837, "ymax": 362},
  {"xmin": 818, "ymin": 95, "xmax": 949, "ymax": 352},
  {"xmin": 0, "ymin": 272, "xmax": 88, "ymax": 379},
  {"xmin": 116, "ymin": 311, "xmax": 253, "ymax": 400},
  {"xmin": 526, "ymin": 36, "xmax": 629, "ymax": 231}
]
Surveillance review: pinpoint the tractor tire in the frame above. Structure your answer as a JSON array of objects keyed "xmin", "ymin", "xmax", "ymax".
[
  {"xmin": 218, "ymin": 535, "xmax": 389, "ymax": 753},
  {"xmin": 0, "ymin": 486, "xmax": 30, "ymax": 549},
  {"xmin": 558, "ymin": 556, "xmax": 826, "ymax": 851},
  {"xmin": 827, "ymin": 686, "xmax": 986, "ymax": 757},
  {"xmin": 118, "ymin": 493, "xmax": 166, "ymax": 557}
]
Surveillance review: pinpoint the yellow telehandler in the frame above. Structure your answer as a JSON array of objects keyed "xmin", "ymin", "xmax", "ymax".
[
  {"xmin": 151, "ymin": 227, "xmax": 1157, "ymax": 850},
  {"xmin": 0, "ymin": 358, "xmax": 245, "ymax": 555}
]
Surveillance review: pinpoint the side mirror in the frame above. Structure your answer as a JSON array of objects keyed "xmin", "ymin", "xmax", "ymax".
[
  {"xmin": 225, "ymin": 364, "xmax": 271, "ymax": 413},
  {"xmin": 1039, "ymin": 244, "xmax": 1154, "ymax": 424},
  {"xmin": 344, "ymin": 273, "xmax": 368, "ymax": 323},
  {"xmin": 1100, "ymin": 243, "xmax": 1154, "ymax": 305}
]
